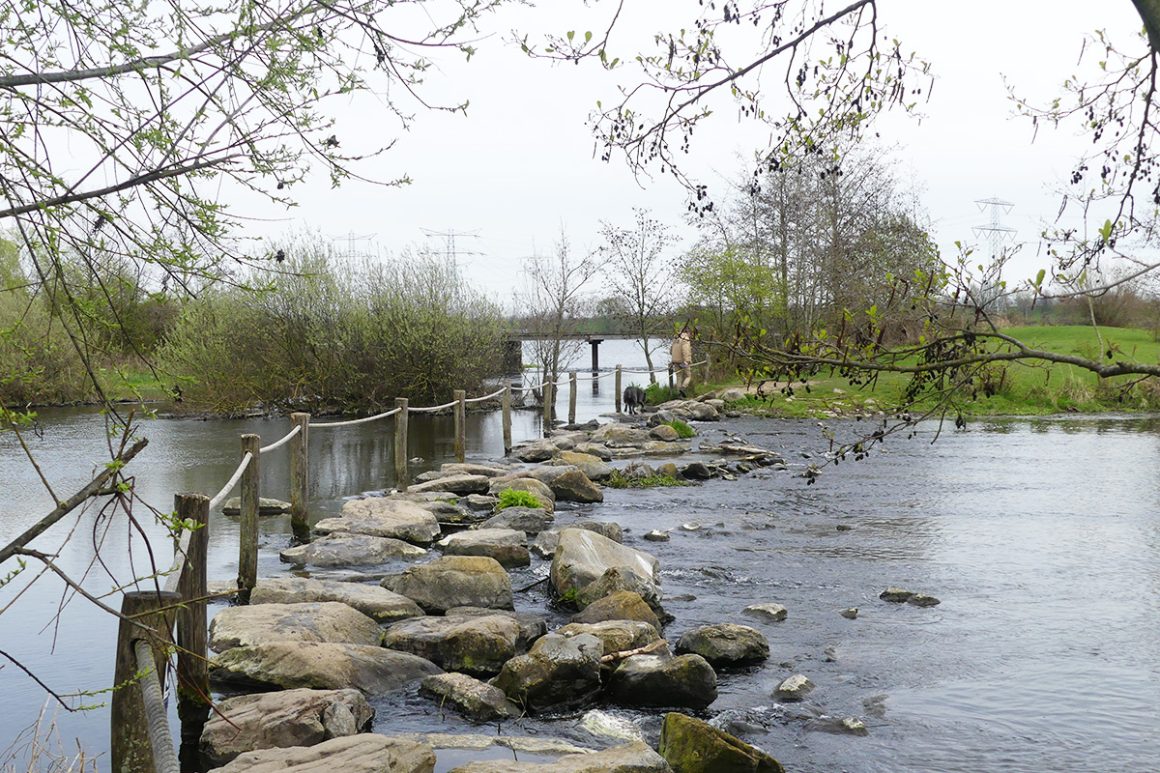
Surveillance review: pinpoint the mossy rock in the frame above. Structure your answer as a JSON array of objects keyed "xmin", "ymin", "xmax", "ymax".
[{"xmin": 658, "ymin": 712, "xmax": 784, "ymax": 773}]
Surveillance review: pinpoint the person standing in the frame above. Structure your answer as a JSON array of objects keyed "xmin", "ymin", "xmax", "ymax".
[{"xmin": 670, "ymin": 326, "xmax": 693, "ymax": 397}]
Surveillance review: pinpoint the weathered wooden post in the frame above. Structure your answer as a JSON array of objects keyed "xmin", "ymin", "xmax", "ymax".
[
  {"xmin": 615, "ymin": 365, "xmax": 623, "ymax": 414},
  {"xmin": 542, "ymin": 380, "xmax": 553, "ymax": 435},
  {"xmin": 568, "ymin": 371, "xmax": 578, "ymax": 425},
  {"xmin": 501, "ymin": 386, "xmax": 512, "ymax": 455},
  {"xmin": 289, "ymin": 413, "xmax": 310, "ymax": 541},
  {"xmin": 238, "ymin": 434, "xmax": 260, "ymax": 603},
  {"xmin": 174, "ymin": 493, "xmax": 210, "ymax": 742},
  {"xmin": 394, "ymin": 398, "xmax": 409, "ymax": 491},
  {"xmin": 111, "ymin": 589, "xmax": 181, "ymax": 773},
  {"xmin": 668, "ymin": 364, "xmax": 674, "ymax": 389},
  {"xmin": 453, "ymin": 389, "xmax": 466, "ymax": 463}
]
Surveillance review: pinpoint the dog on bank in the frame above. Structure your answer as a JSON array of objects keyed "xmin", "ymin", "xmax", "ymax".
[{"xmin": 623, "ymin": 385, "xmax": 646, "ymax": 415}]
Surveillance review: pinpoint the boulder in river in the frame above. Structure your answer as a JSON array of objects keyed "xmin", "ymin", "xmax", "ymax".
[
  {"xmin": 446, "ymin": 741, "xmax": 670, "ymax": 773},
  {"xmin": 676, "ymin": 623, "xmax": 769, "ymax": 668},
  {"xmin": 408, "ymin": 474, "xmax": 490, "ymax": 496},
  {"xmin": 199, "ymin": 688, "xmax": 373, "ymax": 767},
  {"xmin": 250, "ymin": 578, "xmax": 423, "ymax": 624},
  {"xmin": 649, "ymin": 424, "xmax": 680, "ymax": 442},
  {"xmin": 513, "ymin": 438, "xmax": 558, "ymax": 462},
  {"xmin": 576, "ymin": 567, "xmax": 662, "ymax": 613},
  {"xmin": 492, "ymin": 633, "xmax": 604, "ymax": 714},
  {"xmin": 571, "ymin": 590, "xmax": 662, "ymax": 633},
  {"xmin": 773, "ymin": 674, "xmax": 814, "ymax": 702},
  {"xmin": 658, "ymin": 711, "xmax": 784, "ymax": 773},
  {"xmin": 419, "ymin": 672, "xmax": 520, "ymax": 721},
  {"xmin": 444, "ymin": 607, "xmax": 547, "ymax": 650},
  {"xmin": 205, "ymin": 734, "xmax": 435, "ymax": 773},
  {"xmin": 380, "ymin": 555, "xmax": 513, "ymax": 613},
  {"xmin": 557, "ymin": 620, "xmax": 662, "ymax": 655},
  {"xmin": 221, "ymin": 497, "xmax": 291, "ymax": 516},
  {"xmin": 742, "ymin": 603, "xmax": 788, "ymax": 623},
  {"xmin": 209, "ymin": 641, "xmax": 441, "ymax": 695},
  {"xmin": 314, "ymin": 498, "xmax": 441, "ymax": 545},
  {"xmin": 436, "ymin": 528, "xmax": 530, "ymax": 568},
  {"xmin": 280, "ymin": 533, "xmax": 425, "ymax": 567},
  {"xmin": 879, "ymin": 587, "xmax": 914, "ymax": 603},
  {"xmin": 908, "ymin": 593, "xmax": 941, "ymax": 607},
  {"xmin": 606, "ymin": 653, "xmax": 717, "ymax": 709},
  {"xmin": 550, "ymin": 528, "xmax": 660, "ymax": 604},
  {"xmin": 208, "ymin": 602, "xmax": 383, "ymax": 653},
  {"xmin": 381, "ymin": 614, "xmax": 522, "ymax": 676},
  {"xmin": 552, "ymin": 451, "xmax": 614, "ymax": 481},
  {"xmin": 525, "ymin": 465, "xmax": 604, "ymax": 503},
  {"xmin": 488, "ymin": 477, "xmax": 556, "ymax": 511},
  {"xmin": 478, "ymin": 507, "xmax": 554, "ymax": 534}
]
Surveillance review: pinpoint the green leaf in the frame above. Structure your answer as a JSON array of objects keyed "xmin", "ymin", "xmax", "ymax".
[{"xmin": 1099, "ymin": 219, "xmax": 1114, "ymax": 242}]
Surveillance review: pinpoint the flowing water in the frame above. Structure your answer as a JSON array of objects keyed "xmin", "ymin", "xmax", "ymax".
[{"xmin": 1, "ymin": 339, "xmax": 1157, "ymax": 771}]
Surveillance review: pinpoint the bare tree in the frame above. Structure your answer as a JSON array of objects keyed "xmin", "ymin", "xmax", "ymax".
[{"xmin": 599, "ymin": 209, "xmax": 678, "ymax": 382}]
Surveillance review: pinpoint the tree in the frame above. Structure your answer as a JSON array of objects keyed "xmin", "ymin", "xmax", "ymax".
[
  {"xmin": 522, "ymin": 230, "xmax": 604, "ymax": 400},
  {"xmin": 599, "ymin": 208, "xmax": 678, "ymax": 382}
]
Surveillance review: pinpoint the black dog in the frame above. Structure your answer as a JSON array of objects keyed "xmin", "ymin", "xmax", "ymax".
[{"xmin": 623, "ymin": 385, "xmax": 646, "ymax": 415}]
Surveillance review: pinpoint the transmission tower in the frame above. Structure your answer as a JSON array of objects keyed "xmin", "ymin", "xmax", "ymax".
[
  {"xmin": 329, "ymin": 231, "xmax": 378, "ymax": 261},
  {"xmin": 972, "ymin": 197, "xmax": 1016, "ymax": 261},
  {"xmin": 420, "ymin": 227, "xmax": 482, "ymax": 272}
]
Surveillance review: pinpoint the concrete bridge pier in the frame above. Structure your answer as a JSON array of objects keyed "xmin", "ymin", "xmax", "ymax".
[{"xmin": 589, "ymin": 339, "xmax": 603, "ymax": 373}]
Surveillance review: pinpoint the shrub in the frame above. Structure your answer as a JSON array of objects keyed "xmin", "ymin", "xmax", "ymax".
[
  {"xmin": 644, "ymin": 383, "xmax": 680, "ymax": 405},
  {"xmin": 605, "ymin": 470, "xmax": 689, "ymax": 489},
  {"xmin": 664, "ymin": 418, "xmax": 695, "ymax": 438},
  {"xmin": 496, "ymin": 489, "xmax": 544, "ymax": 510}
]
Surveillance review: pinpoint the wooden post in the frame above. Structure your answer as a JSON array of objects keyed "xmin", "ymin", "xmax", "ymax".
[
  {"xmin": 453, "ymin": 389, "xmax": 466, "ymax": 463},
  {"xmin": 615, "ymin": 365, "xmax": 623, "ymax": 414},
  {"xmin": 568, "ymin": 371, "xmax": 578, "ymax": 425},
  {"xmin": 174, "ymin": 494, "xmax": 210, "ymax": 731},
  {"xmin": 111, "ymin": 589, "xmax": 181, "ymax": 773},
  {"xmin": 501, "ymin": 386, "xmax": 512, "ymax": 455},
  {"xmin": 668, "ymin": 364, "xmax": 674, "ymax": 389},
  {"xmin": 289, "ymin": 413, "xmax": 310, "ymax": 541},
  {"xmin": 394, "ymin": 398, "xmax": 409, "ymax": 491},
  {"xmin": 542, "ymin": 381, "xmax": 553, "ymax": 436},
  {"xmin": 238, "ymin": 434, "xmax": 260, "ymax": 603}
]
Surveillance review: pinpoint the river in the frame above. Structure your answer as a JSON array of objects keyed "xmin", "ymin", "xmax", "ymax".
[{"xmin": 1, "ymin": 338, "xmax": 1157, "ymax": 772}]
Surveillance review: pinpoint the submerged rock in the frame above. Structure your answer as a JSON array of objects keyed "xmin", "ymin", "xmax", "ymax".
[
  {"xmin": 221, "ymin": 497, "xmax": 291, "ymax": 516},
  {"xmin": 907, "ymin": 593, "xmax": 941, "ymax": 607},
  {"xmin": 773, "ymin": 674, "xmax": 814, "ymax": 702},
  {"xmin": 742, "ymin": 603, "xmax": 788, "ymax": 623},
  {"xmin": 879, "ymin": 587, "xmax": 915, "ymax": 603},
  {"xmin": 199, "ymin": 688, "xmax": 373, "ymax": 767},
  {"xmin": 381, "ymin": 556, "xmax": 513, "ymax": 614},
  {"xmin": 658, "ymin": 711, "xmax": 784, "ymax": 773}
]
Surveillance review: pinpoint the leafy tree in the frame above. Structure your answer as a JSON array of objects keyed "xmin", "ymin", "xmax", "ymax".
[{"xmin": 599, "ymin": 208, "xmax": 678, "ymax": 382}]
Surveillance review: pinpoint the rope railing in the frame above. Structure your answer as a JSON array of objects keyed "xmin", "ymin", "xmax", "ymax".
[
  {"xmin": 208, "ymin": 451, "xmax": 252, "ymax": 512},
  {"xmin": 161, "ymin": 526, "xmax": 195, "ymax": 595},
  {"xmin": 258, "ymin": 423, "xmax": 301, "ymax": 452},
  {"xmin": 312, "ymin": 407, "xmax": 401, "ymax": 428},
  {"xmin": 621, "ymin": 358, "xmax": 709, "ymax": 375},
  {"xmin": 463, "ymin": 386, "xmax": 506, "ymax": 404},
  {"xmin": 409, "ymin": 399, "xmax": 459, "ymax": 414},
  {"xmin": 132, "ymin": 639, "xmax": 180, "ymax": 773}
]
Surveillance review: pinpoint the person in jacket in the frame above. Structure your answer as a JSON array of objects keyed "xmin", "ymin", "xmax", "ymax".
[{"xmin": 670, "ymin": 326, "xmax": 693, "ymax": 397}]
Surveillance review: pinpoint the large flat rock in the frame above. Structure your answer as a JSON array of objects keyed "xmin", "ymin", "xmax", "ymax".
[
  {"xmin": 436, "ymin": 528, "xmax": 530, "ymax": 568},
  {"xmin": 280, "ymin": 533, "xmax": 426, "ymax": 567},
  {"xmin": 382, "ymin": 614, "xmax": 522, "ymax": 676},
  {"xmin": 209, "ymin": 602, "xmax": 383, "ymax": 653},
  {"xmin": 314, "ymin": 499, "xmax": 441, "ymax": 544},
  {"xmin": 199, "ymin": 688, "xmax": 373, "ymax": 767},
  {"xmin": 447, "ymin": 741, "xmax": 670, "ymax": 772},
  {"xmin": 209, "ymin": 641, "xmax": 441, "ymax": 695},
  {"xmin": 381, "ymin": 556, "xmax": 513, "ymax": 614},
  {"xmin": 250, "ymin": 578, "xmax": 423, "ymax": 623},
  {"xmin": 408, "ymin": 474, "xmax": 491, "ymax": 495},
  {"xmin": 206, "ymin": 734, "xmax": 435, "ymax": 773}
]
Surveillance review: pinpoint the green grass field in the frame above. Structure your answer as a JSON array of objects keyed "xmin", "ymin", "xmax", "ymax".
[{"xmin": 717, "ymin": 325, "xmax": 1160, "ymax": 419}]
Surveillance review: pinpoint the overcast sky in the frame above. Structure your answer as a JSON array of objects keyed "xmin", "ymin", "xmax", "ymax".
[{"xmin": 248, "ymin": 1, "xmax": 1146, "ymax": 305}]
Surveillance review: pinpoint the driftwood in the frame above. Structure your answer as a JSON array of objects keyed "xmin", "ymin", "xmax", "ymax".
[{"xmin": 599, "ymin": 639, "xmax": 668, "ymax": 663}]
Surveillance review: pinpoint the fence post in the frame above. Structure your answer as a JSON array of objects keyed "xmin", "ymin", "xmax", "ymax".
[
  {"xmin": 542, "ymin": 381, "xmax": 553, "ymax": 436},
  {"xmin": 453, "ymin": 389, "xmax": 467, "ymax": 463},
  {"xmin": 615, "ymin": 365, "xmax": 623, "ymax": 414},
  {"xmin": 668, "ymin": 364, "xmax": 674, "ymax": 389},
  {"xmin": 394, "ymin": 397, "xmax": 409, "ymax": 491},
  {"xmin": 501, "ymin": 386, "xmax": 512, "ymax": 455},
  {"xmin": 568, "ymin": 371, "xmax": 578, "ymax": 425},
  {"xmin": 289, "ymin": 413, "xmax": 310, "ymax": 542},
  {"xmin": 111, "ymin": 589, "xmax": 181, "ymax": 773},
  {"xmin": 174, "ymin": 493, "xmax": 210, "ymax": 746},
  {"xmin": 238, "ymin": 434, "xmax": 260, "ymax": 603}
]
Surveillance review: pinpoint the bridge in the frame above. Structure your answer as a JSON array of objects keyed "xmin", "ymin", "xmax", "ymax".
[{"xmin": 504, "ymin": 332, "xmax": 642, "ymax": 373}]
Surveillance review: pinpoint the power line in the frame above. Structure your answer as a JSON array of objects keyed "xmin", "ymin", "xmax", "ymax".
[{"xmin": 420, "ymin": 227, "xmax": 482, "ymax": 272}]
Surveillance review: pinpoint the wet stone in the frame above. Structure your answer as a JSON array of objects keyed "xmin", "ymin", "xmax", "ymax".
[
  {"xmin": 774, "ymin": 674, "xmax": 814, "ymax": 702},
  {"xmin": 743, "ymin": 603, "xmax": 788, "ymax": 623}
]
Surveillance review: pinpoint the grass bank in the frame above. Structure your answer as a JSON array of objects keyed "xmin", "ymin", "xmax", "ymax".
[{"xmin": 711, "ymin": 325, "xmax": 1160, "ymax": 419}]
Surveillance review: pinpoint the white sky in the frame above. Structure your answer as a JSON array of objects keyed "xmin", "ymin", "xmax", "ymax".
[{"xmin": 248, "ymin": 1, "xmax": 1146, "ymax": 305}]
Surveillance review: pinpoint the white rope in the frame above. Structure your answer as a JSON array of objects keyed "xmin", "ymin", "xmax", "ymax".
[
  {"xmin": 312, "ymin": 407, "xmax": 401, "ymax": 428},
  {"xmin": 209, "ymin": 452, "xmax": 252, "ymax": 511},
  {"xmin": 161, "ymin": 527, "xmax": 195, "ymax": 595},
  {"xmin": 132, "ymin": 640, "xmax": 180, "ymax": 773},
  {"xmin": 622, "ymin": 359, "xmax": 709, "ymax": 376},
  {"xmin": 258, "ymin": 423, "xmax": 301, "ymax": 452},
  {"xmin": 409, "ymin": 400, "xmax": 458, "ymax": 414},
  {"xmin": 464, "ymin": 387, "xmax": 505, "ymax": 404}
]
